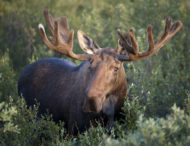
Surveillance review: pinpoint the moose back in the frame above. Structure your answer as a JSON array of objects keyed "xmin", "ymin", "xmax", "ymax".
[{"xmin": 18, "ymin": 9, "xmax": 182, "ymax": 134}]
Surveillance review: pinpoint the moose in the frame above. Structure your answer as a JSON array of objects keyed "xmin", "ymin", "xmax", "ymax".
[{"xmin": 18, "ymin": 9, "xmax": 182, "ymax": 134}]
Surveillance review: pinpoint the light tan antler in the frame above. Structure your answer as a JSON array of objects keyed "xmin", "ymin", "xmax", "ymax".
[
  {"xmin": 117, "ymin": 17, "xmax": 183, "ymax": 61},
  {"xmin": 38, "ymin": 9, "xmax": 90, "ymax": 60}
]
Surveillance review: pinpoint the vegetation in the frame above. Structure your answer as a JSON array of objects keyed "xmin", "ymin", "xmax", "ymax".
[{"xmin": 0, "ymin": 0, "xmax": 189, "ymax": 145}]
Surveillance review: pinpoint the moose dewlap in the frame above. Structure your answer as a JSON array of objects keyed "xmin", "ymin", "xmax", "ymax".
[{"xmin": 18, "ymin": 9, "xmax": 182, "ymax": 134}]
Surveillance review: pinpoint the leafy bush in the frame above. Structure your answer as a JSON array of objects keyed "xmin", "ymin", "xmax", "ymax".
[
  {"xmin": 0, "ymin": 99, "xmax": 19, "ymax": 134},
  {"xmin": 0, "ymin": 97, "xmax": 66, "ymax": 146},
  {"xmin": 102, "ymin": 105, "xmax": 190, "ymax": 145},
  {"xmin": 0, "ymin": 53, "xmax": 17, "ymax": 101},
  {"xmin": 112, "ymin": 94, "xmax": 145, "ymax": 139}
]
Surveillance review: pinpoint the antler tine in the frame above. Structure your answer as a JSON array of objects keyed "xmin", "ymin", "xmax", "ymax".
[
  {"xmin": 158, "ymin": 17, "xmax": 172, "ymax": 43},
  {"xmin": 147, "ymin": 25, "xmax": 154, "ymax": 51},
  {"xmin": 117, "ymin": 17, "xmax": 183, "ymax": 61},
  {"xmin": 39, "ymin": 9, "xmax": 90, "ymax": 61},
  {"xmin": 129, "ymin": 29, "xmax": 139, "ymax": 54},
  {"xmin": 155, "ymin": 18, "xmax": 182, "ymax": 48},
  {"xmin": 54, "ymin": 21, "xmax": 59, "ymax": 45},
  {"xmin": 39, "ymin": 23, "xmax": 56, "ymax": 50},
  {"xmin": 117, "ymin": 29, "xmax": 136, "ymax": 54},
  {"xmin": 44, "ymin": 9, "xmax": 55, "ymax": 35}
]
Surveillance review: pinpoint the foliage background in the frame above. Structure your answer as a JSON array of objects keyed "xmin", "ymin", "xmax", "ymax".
[{"xmin": 0, "ymin": 0, "xmax": 190, "ymax": 145}]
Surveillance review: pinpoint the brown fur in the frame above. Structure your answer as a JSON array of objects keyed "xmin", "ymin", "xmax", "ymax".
[{"xmin": 18, "ymin": 48, "xmax": 127, "ymax": 134}]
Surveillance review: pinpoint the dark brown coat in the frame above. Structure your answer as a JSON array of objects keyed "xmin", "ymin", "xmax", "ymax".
[{"xmin": 18, "ymin": 48, "xmax": 127, "ymax": 134}]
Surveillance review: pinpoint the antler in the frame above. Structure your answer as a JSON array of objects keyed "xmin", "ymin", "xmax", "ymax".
[
  {"xmin": 38, "ymin": 9, "xmax": 90, "ymax": 60},
  {"xmin": 117, "ymin": 17, "xmax": 183, "ymax": 61}
]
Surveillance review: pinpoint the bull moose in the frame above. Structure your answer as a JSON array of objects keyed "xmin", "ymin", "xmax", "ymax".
[{"xmin": 18, "ymin": 9, "xmax": 182, "ymax": 134}]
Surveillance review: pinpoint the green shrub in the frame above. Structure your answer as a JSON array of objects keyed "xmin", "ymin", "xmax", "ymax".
[
  {"xmin": 76, "ymin": 124, "xmax": 108, "ymax": 145},
  {"xmin": 102, "ymin": 105, "xmax": 190, "ymax": 145},
  {"xmin": 184, "ymin": 91, "xmax": 190, "ymax": 114},
  {"xmin": 0, "ymin": 53, "xmax": 17, "ymax": 101},
  {"xmin": 0, "ymin": 98, "xmax": 19, "ymax": 134},
  {"xmin": 0, "ymin": 97, "xmax": 65, "ymax": 146},
  {"xmin": 120, "ymin": 95, "xmax": 145, "ymax": 130}
]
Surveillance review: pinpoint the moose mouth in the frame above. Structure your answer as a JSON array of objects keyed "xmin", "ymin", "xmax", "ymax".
[{"xmin": 83, "ymin": 96, "xmax": 105, "ymax": 113}]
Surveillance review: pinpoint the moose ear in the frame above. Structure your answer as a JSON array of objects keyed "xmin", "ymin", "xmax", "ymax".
[{"xmin": 77, "ymin": 30, "xmax": 101, "ymax": 54}]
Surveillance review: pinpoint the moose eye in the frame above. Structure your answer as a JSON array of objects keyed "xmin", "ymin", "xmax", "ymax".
[{"xmin": 114, "ymin": 67, "xmax": 119, "ymax": 72}]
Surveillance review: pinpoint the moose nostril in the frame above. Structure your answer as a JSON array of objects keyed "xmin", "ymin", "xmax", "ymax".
[
  {"xmin": 83, "ymin": 98, "xmax": 98, "ymax": 113},
  {"xmin": 84, "ymin": 97, "xmax": 104, "ymax": 113},
  {"xmin": 84, "ymin": 88, "xmax": 104, "ymax": 113},
  {"xmin": 87, "ymin": 98, "xmax": 96, "ymax": 111}
]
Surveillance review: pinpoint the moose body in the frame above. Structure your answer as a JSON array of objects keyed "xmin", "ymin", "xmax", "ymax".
[
  {"xmin": 18, "ymin": 51, "xmax": 127, "ymax": 133},
  {"xmin": 18, "ymin": 9, "xmax": 182, "ymax": 134}
]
